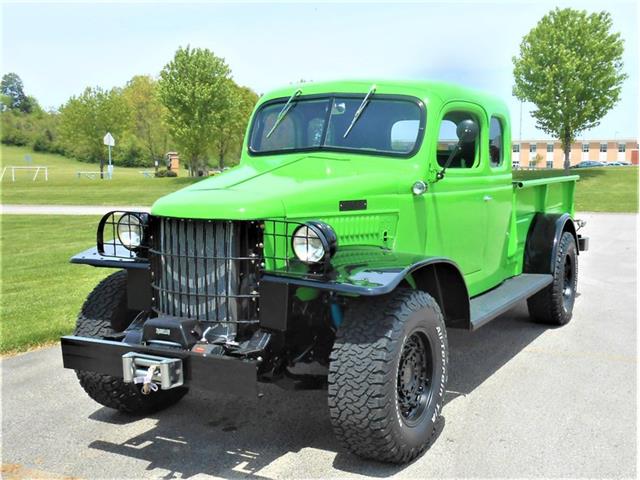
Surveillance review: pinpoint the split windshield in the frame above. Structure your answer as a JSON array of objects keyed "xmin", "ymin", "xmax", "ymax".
[{"xmin": 249, "ymin": 95, "xmax": 424, "ymax": 157}]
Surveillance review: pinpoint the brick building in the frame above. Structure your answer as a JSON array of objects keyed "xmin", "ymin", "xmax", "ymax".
[{"xmin": 511, "ymin": 139, "xmax": 639, "ymax": 169}]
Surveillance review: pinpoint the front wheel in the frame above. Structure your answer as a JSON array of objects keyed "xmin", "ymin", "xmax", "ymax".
[
  {"xmin": 74, "ymin": 271, "xmax": 187, "ymax": 414},
  {"xmin": 328, "ymin": 289, "xmax": 448, "ymax": 464}
]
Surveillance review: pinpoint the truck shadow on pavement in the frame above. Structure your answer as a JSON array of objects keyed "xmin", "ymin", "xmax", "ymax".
[{"xmin": 87, "ymin": 302, "xmax": 547, "ymax": 478}]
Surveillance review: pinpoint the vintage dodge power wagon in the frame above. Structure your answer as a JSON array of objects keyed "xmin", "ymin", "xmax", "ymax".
[{"xmin": 61, "ymin": 80, "xmax": 589, "ymax": 463}]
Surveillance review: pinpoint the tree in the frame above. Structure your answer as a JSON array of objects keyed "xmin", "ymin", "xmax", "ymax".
[
  {"xmin": 213, "ymin": 84, "xmax": 258, "ymax": 169},
  {"xmin": 122, "ymin": 75, "xmax": 171, "ymax": 167},
  {"xmin": 59, "ymin": 87, "xmax": 131, "ymax": 176},
  {"xmin": 1, "ymin": 73, "xmax": 37, "ymax": 113},
  {"xmin": 158, "ymin": 46, "xmax": 233, "ymax": 175},
  {"xmin": 513, "ymin": 8, "xmax": 627, "ymax": 171}
]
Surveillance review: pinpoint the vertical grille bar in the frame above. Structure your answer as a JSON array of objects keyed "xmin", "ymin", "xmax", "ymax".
[
  {"xmin": 192, "ymin": 219, "xmax": 198, "ymax": 319},
  {"xmin": 213, "ymin": 221, "xmax": 220, "ymax": 322}
]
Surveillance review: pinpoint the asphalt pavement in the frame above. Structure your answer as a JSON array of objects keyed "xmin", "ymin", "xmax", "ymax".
[{"xmin": 1, "ymin": 212, "xmax": 636, "ymax": 479}]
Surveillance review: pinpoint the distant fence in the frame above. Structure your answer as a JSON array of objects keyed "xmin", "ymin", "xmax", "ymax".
[{"xmin": 0, "ymin": 166, "xmax": 49, "ymax": 181}]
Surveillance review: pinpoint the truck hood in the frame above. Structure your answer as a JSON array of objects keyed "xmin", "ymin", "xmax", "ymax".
[{"xmin": 151, "ymin": 154, "xmax": 408, "ymax": 219}]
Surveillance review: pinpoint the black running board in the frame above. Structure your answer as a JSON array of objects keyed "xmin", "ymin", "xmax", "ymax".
[{"xmin": 470, "ymin": 274, "xmax": 553, "ymax": 330}]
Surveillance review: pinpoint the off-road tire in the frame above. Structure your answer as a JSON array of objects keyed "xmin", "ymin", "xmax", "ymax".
[
  {"xmin": 74, "ymin": 271, "xmax": 187, "ymax": 414},
  {"xmin": 527, "ymin": 231, "xmax": 578, "ymax": 325},
  {"xmin": 328, "ymin": 289, "xmax": 448, "ymax": 464}
]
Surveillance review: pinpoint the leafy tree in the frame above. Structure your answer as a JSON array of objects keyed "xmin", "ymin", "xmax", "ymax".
[
  {"xmin": 59, "ymin": 87, "xmax": 131, "ymax": 175},
  {"xmin": 1, "ymin": 73, "xmax": 37, "ymax": 113},
  {"xmin": 213, "ymin": 84, "xmax": 258, "ymax": 169},
  {"xmin": 513, "ymin": 8, "xmax": 627, "ymax": 171},
  {"xmin": 0, "ymin": 94, "xmax": 12, "ymax": 112},
  {"xmin": 122, "ymin": 75, "xmax": 171, "ymax": 166},
  {"xmin": 158, "ymin": 46, "xmax": 233, "ymax": 175}
]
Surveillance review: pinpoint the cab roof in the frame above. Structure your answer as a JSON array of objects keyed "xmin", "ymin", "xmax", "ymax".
[{"xmin": 260, "ymin": 79, "xmax": 508, "ymax": 115}]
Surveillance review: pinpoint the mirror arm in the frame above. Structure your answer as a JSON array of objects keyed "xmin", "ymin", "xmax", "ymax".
[{"xmin": 435, "ymin": 144, "xmax": 462, "ymax": 182}]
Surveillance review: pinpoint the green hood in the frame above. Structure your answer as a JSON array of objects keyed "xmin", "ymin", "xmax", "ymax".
[{"xmin": 151, "ymin": 154, "xmax": 411, "ymax": 220}]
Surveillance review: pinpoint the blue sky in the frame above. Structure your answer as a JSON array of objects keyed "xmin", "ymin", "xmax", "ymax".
[{"xmin": 2, "ymin": 0, "xmax": 638, "ymax": 140}]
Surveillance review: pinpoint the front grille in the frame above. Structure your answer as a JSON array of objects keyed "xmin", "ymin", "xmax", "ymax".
[{"xmin": 149, "ymin": 217, "xmax": 261, "ymax": 326}]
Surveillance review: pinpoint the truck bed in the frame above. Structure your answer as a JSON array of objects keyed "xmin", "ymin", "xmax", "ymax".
[{"xmin": 509, "ymin": 174, "xmax": 579, "ymax": 265}]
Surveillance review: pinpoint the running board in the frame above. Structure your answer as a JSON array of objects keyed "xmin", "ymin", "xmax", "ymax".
[{"xmin": 469, "ymin": 274, "xmax": 553, "ymax": 330}]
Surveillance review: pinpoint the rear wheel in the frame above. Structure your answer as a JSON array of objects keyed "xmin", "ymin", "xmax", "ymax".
[
  {"xmin": 527, "ymin": 231, "xmax": 578, "ymax": 325},
  {"xmin": 328, "ymin": 289, "xmax": 448, "ymax": 463},
  {"xmin": 74, "ymin": 271, "xmax": 187, "ymax": 414}
]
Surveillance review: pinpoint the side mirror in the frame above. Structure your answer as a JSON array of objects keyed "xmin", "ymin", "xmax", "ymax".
[
  {"xmin": 435, "ymin": 119, "xmax": 479, "ymax": 182},
  {"xmin": 456, "ymin": 119, "xmax": 479, "ymax": 144}
]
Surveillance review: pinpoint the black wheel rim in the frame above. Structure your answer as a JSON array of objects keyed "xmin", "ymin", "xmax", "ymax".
[
  {"xmin": 562, "ymin": 254, "xmax": 575, "ymax": 311},
  {"xmin": 397, "ymin": 331, "xmax": 433, "ymax": 426}
]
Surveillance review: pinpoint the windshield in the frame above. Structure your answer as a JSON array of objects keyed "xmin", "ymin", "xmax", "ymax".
[{"xmin": 249, "ymin": 95, "xmax": 424, "ymax": 157}]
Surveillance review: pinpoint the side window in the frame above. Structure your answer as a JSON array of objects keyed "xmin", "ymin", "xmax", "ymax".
[
  {"xmin": 489, "ymin": 117, "xmax": 503, "ymax": 167},
  {"xmin": 436, "ymin": 111, "xmax": 480, "ymax": 169}
]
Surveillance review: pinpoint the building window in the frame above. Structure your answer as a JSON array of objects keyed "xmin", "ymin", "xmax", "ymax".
[
  {"xmin": 600, "ymin": 143, "xmax": 607, "ymax": 153},
  {"xmin": 529, "ymin": 159, "xmax": 537, "ymax": 169},
  {"xmin": 530, "ymin": 144, "xmax": 537, "ymax": 153},
  {"xmin": 546, "ymin": 160, "xmax": 553, "ymax": 169},
  {"xmin": 582, "ymin": 143, "xmax": 589, "ymax": 153},
  {"xmin": 489, "ymin": 117, "xmax": 503, "ymax": 167},
  {"xmin": 618, "ymin": 143, "xmax": 626, "ymax": 153},
  {"xmin": 512, "ymin": 144, "xmax": 520, "ymax": 153},
  {"xmin": 547, "ymin": 143, "xmax": 554, "ymax": 153}
]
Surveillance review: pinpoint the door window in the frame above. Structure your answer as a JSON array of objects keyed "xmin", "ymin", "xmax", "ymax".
[{"xmin": 436, "ymin": 111, "xmax": 480, "ymax": 169}]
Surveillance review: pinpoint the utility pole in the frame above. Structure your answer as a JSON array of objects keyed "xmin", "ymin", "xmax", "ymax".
[{"xmin": 519, "ymin": 100, "xmax": 523, "ymax": 143}]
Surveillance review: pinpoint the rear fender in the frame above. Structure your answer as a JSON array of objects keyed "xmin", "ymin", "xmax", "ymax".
[{"xmin": 524, "ymin": 213, "xmax": 578, "ymax": 275}]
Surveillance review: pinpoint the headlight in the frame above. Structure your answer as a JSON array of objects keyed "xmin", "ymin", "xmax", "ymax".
[
  {"xmin": 117, "ymin": 213, "xmax": 144, "ymax": 250},
  {"xmin": 292, "ymin": 222, "xmax": 337, "ymax": 264}
]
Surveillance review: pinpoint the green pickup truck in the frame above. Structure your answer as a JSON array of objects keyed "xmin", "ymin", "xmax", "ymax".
[{"xmin": 61, "ymin": 80, "xmax": 588, "ymax": 463}]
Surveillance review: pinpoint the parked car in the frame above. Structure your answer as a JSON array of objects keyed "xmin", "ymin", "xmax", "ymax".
[
  {"xmin": 571, "ymin": 160, "xmax": 605, "ymax": 168},
  {"xmin": 61, "ymin": 80, "xmax": 589, "ymax": 464},
  {"xmin": 606, "ymin": 161, "xmax": 630, "ymax": 166}
]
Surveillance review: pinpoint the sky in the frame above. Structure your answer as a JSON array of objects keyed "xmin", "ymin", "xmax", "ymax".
[{"xmin": 2, "ymin": 0, "xmax": 638, "ymax": 141}]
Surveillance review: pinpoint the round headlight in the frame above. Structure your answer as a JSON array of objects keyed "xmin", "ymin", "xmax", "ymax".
[
  {"xmin": 292, "ymin": 225, "xmax": 326, "ymax": 263},
  {"xmin": 291, "ymin": 222, "xmax": 338, "ymax": 264},
  {"xmin": 117, "ymin": 213, "xmax": 144, "ymax": 249}
]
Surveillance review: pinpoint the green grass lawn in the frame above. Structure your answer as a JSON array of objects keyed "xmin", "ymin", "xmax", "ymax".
[
  {"xmin": 514, "ymin": 167, "xmax": 638, "ymax": 212},
  {"xmin": 0, "ymin": 215, "xmax": 109, "ymax": 354},
  {"xmin": 1, "ymin": 145, "xmax": 202, "ymax": 205}
]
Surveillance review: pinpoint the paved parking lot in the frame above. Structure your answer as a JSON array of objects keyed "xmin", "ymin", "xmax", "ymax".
[{"xmin": 1, "ymin": 213, "xmax": 636, "ymax": 479}]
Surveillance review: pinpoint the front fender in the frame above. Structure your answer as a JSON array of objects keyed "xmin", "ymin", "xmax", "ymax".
[{"xmin": 261, "ymin": 246, "xmax": 463, "ymax": 296}]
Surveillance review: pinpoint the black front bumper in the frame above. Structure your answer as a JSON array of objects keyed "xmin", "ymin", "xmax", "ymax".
[{"xmin": 61, "ymin": 336, "xmax": 259, "ymax": 397}]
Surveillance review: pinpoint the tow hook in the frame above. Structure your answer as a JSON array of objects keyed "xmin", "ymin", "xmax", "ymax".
[{"xmin": 134, "ymin": 365, "xmax": 159, "ymax": 395}]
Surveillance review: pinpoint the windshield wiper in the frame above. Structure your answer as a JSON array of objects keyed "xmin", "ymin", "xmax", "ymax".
[
  {"xmin": 266, "ymin": 88, "xmax": 302, "ymax": 138},
  {"xmin": 343, "ymin": 84, "xmax": 376, "ymax": 138}
]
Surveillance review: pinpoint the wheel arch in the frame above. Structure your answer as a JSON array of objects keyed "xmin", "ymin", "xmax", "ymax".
[
  {"xmin": 524, "ymin": 212, "xmax": 578, "ymax": 275},
  {"xmin": 407, "ymin": 260, "xmax": 470, "ymax": 329}
]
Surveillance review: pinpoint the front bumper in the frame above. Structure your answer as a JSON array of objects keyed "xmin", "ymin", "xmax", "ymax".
[{"xmin": 61, "ymin": 335, "xmax": 259, "ymax": 396}]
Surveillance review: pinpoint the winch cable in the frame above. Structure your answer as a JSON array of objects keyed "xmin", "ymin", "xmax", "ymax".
[{"xmin": 134, "ymin": 364, "xmax": 159, "ymax": 395}]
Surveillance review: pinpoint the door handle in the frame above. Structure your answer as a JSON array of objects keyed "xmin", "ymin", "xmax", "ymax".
[{"xmin": 483, "ymin": 195, "xmax": 493, "ymax": 202}]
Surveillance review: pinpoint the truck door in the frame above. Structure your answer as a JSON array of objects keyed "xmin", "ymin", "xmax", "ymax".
[
  {"xmin": 484, "ymin": 115, "xmax": 513, "ymax": 287},
  {"xmin": 426, "ymin": 103, "xmax": 488, "ymax": 289}
]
